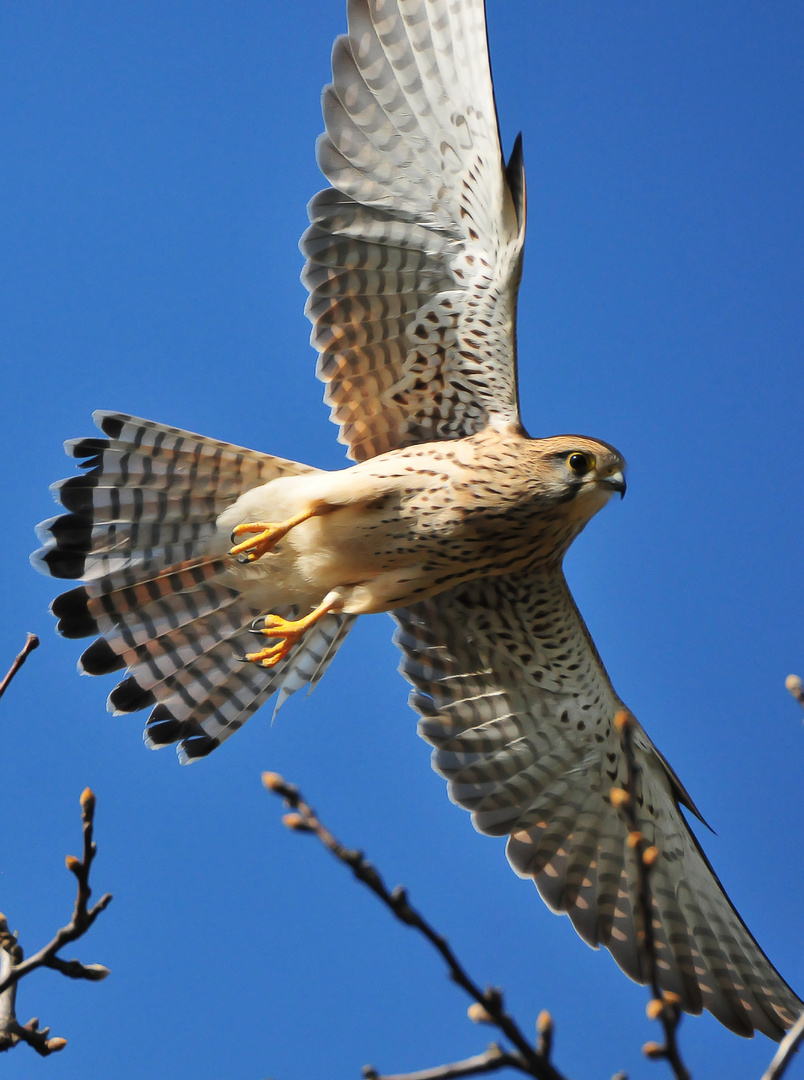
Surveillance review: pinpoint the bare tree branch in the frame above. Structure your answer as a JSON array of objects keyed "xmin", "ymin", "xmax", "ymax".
[
  {"xmin": 761, "ymin": 1007, "xmax": 804, "ymax": 1080},
  {"xmin": 362, "ymin": 1043, "xmax": 527, "ymax": 1080},
  {"xmin": 263, "ymin": 772, "xmax": 570, "ymax": 1080},
  {"xmin": 611, "ymin": 710, "xmax": 691, "ymax": 1080},
  {"xmin": 0, "ymin": 633, "xmax": 38, "ymax": 703},
  {"xmin": 0, "ymin": 789, "xmax": 112, "ymax": 1056}
]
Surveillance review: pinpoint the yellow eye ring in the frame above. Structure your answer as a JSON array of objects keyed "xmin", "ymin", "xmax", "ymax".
[{"xmin": 567, "ymin": 452, "xmax": 594, "ymax": 475}]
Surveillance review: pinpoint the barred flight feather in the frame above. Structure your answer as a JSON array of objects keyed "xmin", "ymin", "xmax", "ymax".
[
  {"xmin": 32, "ymin": 414, "xmax": 354, "ymax": 761},
  {"xmin": 303, "ymin": 0, "xmax": 525, "ymax": 462},
  {"xmin": 394, "ymin": 569, "xmax": 803, "ymax": 1039}
]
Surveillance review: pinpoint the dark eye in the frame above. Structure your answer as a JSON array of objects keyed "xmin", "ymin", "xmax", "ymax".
[{"xmin": 567, "ymin": 452, "xmax": 593, "ymax": 475}]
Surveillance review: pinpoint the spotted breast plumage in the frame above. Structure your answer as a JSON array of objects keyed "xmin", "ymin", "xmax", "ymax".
[{"xmin": 31, "ymin": 0, "xmax": 800, "ymax": 1041}]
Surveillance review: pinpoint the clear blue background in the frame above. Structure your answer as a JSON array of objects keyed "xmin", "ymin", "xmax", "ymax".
[{"xmin": 1, "ymin": 2, "xmax": 802, "ymax": 1077}]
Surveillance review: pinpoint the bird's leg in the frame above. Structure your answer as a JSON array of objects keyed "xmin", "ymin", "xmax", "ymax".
[
  {"xmin": 229, "ymin": 506, "xmax": 318, "ymax": 563},
  {"xmin": 243, "ymin": 591, "xmax": 341, "ymax": 668}
]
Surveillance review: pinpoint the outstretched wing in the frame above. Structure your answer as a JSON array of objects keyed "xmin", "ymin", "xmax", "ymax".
[
  {"xmin": 393, "ymin": 569, "xmax": 802, "ymax": 1039},
  {"xmin": 302, "ymin": 0, "xmax": 526, "ymax": 462}
]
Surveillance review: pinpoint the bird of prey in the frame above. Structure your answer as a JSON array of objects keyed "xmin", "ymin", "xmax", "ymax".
[{"xmin": 32, "ymin": 0, "xmax": 800, "ymax": 1040}]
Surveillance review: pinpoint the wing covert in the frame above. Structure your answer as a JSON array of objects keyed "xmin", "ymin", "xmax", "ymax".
[
  {"xmin": 393, "ymin": 569, "xmax": 802, "ymax": 1039},
  {"xmin": 302, "ymin": 0, "xmax": 526, "ymax": 461}
]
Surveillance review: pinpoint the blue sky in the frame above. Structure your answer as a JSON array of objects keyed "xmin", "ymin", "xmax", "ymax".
[{"xmin": 1, "ymin": 2, "xmax": 803, "ymax": 1077}]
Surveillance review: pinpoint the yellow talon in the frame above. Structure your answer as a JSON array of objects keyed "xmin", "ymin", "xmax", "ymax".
[
  {"xmin": 244, "ymin": 595, "xmax": 339, "ymax": 668},
  {"xmin": 229, "ymin": 507, "xmax": 317, "ymax": 563}
]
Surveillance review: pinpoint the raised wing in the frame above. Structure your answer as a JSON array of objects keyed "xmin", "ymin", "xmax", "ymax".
[
  {"xmin": 302, "ymin": 0, "xmax": 526, "ymax": 462},
  {"xmin": 393, "ymin": 569, "xmax": 802, "ymax": 1039}
]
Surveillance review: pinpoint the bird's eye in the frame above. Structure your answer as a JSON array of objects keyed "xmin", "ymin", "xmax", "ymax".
[{"xmin": 567, "ymin": 452, "xmax": 593, "ymax": 475}]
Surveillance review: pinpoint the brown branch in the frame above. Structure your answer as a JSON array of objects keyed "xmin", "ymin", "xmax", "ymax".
[
  {"xmin": 362, "ymin": 1043, "xmax": 525, "ymax": 1080},
  {"xmin": 761, "ymin": 1008, "xmax": 804, "ymax": 1080},
  {"xmin": 262, "ymin": 772, "xmax": 569, "ymax": 1080},
  {"xmin": 0, "ymin": 633, "xmax": 39, "ymax": 703},
  {"xmin": 612, "ymin": 710, "xmax": 690, "ymax": 1080},
  {"xmin": 0, "ymin": 789, "xmax": 112, "ymax": 1056}
]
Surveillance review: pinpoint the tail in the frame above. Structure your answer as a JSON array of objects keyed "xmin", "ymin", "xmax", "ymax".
[{"xmin": 32, "ymin": 412, "xmax": 355, "ymax": 762}]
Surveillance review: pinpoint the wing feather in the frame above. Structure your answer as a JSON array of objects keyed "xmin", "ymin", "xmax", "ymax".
[
  {"xmin": 393, "ymin": 569, "xmax": 802, "ymax": 1038},
  {"xmin": 302, "ymin": 0, "xmax": 525, "ymax": 462}
]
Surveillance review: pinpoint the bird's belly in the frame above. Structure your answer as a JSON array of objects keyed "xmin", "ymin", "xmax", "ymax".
[{"xmin": 287, "ymin": 499, "xmax": 543, "ymax": 614}]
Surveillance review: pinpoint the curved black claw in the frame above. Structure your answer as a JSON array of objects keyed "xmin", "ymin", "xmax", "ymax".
[{"xmin": 249, "ymin": 616, "xmax": 268, "ymax": 633}]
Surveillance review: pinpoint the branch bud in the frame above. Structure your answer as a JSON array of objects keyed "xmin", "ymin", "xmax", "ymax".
[
  {"xmin": 80, "ymin": 788, "xmax": 96, "ymax": 815},
  {"xmin": 662, "ymin": 991, "xmax": 681, "ymax": 1006},
  {"xmin": 65, "ymin": 855, "xmax": 80, "ymax": 873},
  {"xmin": 282, "ymin": 812, "xmax": 313, "ymax": 833},
  {"xmin": 613, "ymin": 709, "xmax": 632, "ymax": 733},
  {"xmin": 642, "ymin": 845, "xmax": 659, "ymax": 866},
  {"xmin": 46, "ymin": 1037, "xmax": 68, "ymax": 1053},
  {"xmin": 626, "ymin": 830, "xmax": 643, "ymax": 849},
  {"xmin": 537, "ymin": 1009, "xmax": 553, "ymax": 1035},
  {"xmin": 262, "ymin": 771, "xmax": 299, "ymax": 801},
  {"xmin": 467, "ymin": 1003, "xmax": 493, "ymax": 1024},
  {"xmin": 646, "ymin": 998, "xmax": 664, "ymax": 1019},
  {"xmin": 83, "ymin": 963, "xmax": 111, "ymax": 980},
  {"xmin": 609, "ymin": 787, "xmax": 630, "ymax": 809},
  {"xmin": 642, "ymin": 1041, "xmax": 664, "ymax": 1059}
]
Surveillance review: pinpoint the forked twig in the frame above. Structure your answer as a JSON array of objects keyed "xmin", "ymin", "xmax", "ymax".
[
  {"xmin": 0, "ymin": 789, "xmax": 112, "ymax": 1055},
  {"xmin": 263, "ymin": 772, "xmax": 567, "ymax": 1080},
  {"xmin": 611, "ymin": 710, "xmax": 690, "ymax": 1080}
]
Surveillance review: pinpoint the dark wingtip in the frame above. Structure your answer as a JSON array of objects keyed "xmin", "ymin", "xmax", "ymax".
[
  {"xmin": 40, "ymin": 548, "xmax": 88, "ymax": 580},
  {"xmin": 51, "ymin": 587, "xmax": 97, "ymax": 638},
  {"xmin": 177, "ymin": 734, "xmax": 220, "ymax": 764},
  {"xmin": 505, "ymin": 132, "xmax": 526, "ymax": 239},
  {"xmin": 56, "ymin": 477, "xmax": 98, "ymax": 515},
  {"xmin": 143, "ymin": 705, "xmax": 216, "ymax": 762},
  {"xmin": 97, "ymin": 413, "xmax": 125, "ymax": 440},
  {"xmin": 66, "ymin": 436, "xmax": 110, "ymax": 461},
  {"xmin": 80, "ymin": 638, "xmax": 124, "ymax": 676},
  {"xmin": 108, "ymin": 676, "xmax": 156, "ymax": 714},
  {"xmin": 46, "ymin": 509, "xmax": 95, "ymax": 548}
]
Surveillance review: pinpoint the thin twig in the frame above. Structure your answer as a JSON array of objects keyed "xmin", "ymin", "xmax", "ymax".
[
  {"xmin": 362, "ymin": 1044, "xmax": 524, "ymax": 1080},
  {"xmin": 0, "ymin": 789, "xmax": 112, "ymax": 1055},
  {"xmin": 612, "ymin": 710, "xmax": 690, "ymax": 1080},
  {"xmin": 0, "ymin": 633, "xmax": 39, "ymax": 703},
  {"xmin": 263, "ymin": 772, "xmax": 568, "ymax": 1080},
  {"xmin": 762, "ymin": 1008, "xmax": 804, "ymax": 1080}
]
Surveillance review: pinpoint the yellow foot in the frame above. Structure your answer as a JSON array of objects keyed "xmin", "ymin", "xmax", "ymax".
[
  {"xmin": 243, "ymin": 595, "xmax": 339, "ymax": 669},
  {"xmin": 229, "ymin": 507, "xmax": 316, "ymax": 564}
]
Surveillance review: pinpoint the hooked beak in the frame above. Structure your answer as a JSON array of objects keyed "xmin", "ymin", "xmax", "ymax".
[{"xmin": 601, "ymin": 469, "xmax": 627, "ymax": 499}]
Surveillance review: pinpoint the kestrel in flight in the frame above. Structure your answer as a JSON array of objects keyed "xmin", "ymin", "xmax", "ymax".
[{"xmin": 32, "ymin": 0, "xmax": 800, "ymax": 1040}]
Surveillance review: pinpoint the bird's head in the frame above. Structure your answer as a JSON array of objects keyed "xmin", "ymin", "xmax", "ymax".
[{"xmin": 529, "ymin": 434, "xmax": 626, "ymax": 524}]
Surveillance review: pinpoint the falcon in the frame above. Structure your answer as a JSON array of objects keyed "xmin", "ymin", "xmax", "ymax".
[{"xmin": 32, "ymin": 0, "xmax": 800, "ymax": 1040}]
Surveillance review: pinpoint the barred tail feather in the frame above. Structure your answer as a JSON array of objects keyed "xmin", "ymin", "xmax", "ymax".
[{"xmin": 32, "ymin": 413, "xmax": 354, "ymax": 761}]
